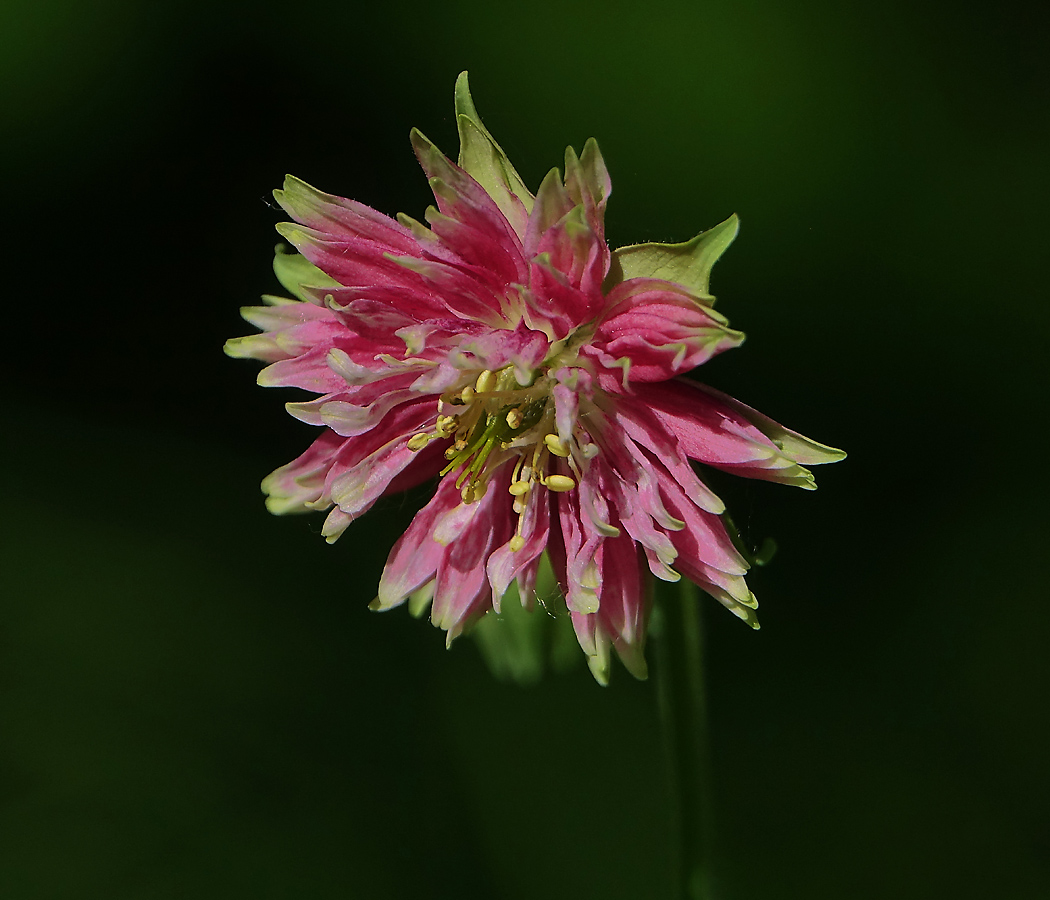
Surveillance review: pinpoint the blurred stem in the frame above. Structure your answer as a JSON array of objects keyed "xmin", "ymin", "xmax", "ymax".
[{"xmin": 655, "ymin": 578, "xmax": 715, "ymax": 900}]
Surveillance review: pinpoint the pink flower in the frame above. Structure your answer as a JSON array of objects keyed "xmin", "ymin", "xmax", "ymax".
[{"xmin": 226, "ymin": 74, "xmax": 844, "ymax": 683}]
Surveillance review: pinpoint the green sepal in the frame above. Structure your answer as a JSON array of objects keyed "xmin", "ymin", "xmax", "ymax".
[
  {"xmin": 272, "ymin": 244, "xmax": 339, "ymax": 303},
  {"xmin": 609, "ymin": 214, "xmax": 740, "ymax": 301},
  {"xmin": 454, "ymin": 72, "xmax": 534, "ymax": 226},
  {"xmin": 470, "ymin": 553, "xmax": 579, "ymax": 686}
]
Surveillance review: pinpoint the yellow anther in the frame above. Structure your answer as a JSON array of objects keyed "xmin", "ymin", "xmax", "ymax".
[
  {"xmin": 509, "ymin": 535, "xmax": 525, "ymax": 552},
  {"xmin": 461, "ymin": 484, "xmax": 476, "ymax": 503},
  {"xmin": 508, "ymin": 481, "xmax": 530, "ymax": 496},
  {"xmin": 505, "ymin": 408, "xmax": 523, "ymax": 429},
  {"xmin": 444, "ymin": 446, "xmax": 459, "ymax": 460},
  {"xmin": 460, "ymin": 386, "xmax": 475, "ymax": 404},
  {"xmin": 475, "ymin": 370, "xmax": 495, "ymax": 394},
  {"xmin": 544, "ymin": 434, "xmax": 570, "ymax": 457},
  {"xmin": 407, "ymin": 432, "xmax": 431, "ymax": 451},
  {"xmin": 436, "ymin": 415, "xmax": 457, "ymax": 436},
  {"xmin": 544, "ymin": 474, "xmax": 576, "ymax": 492}
]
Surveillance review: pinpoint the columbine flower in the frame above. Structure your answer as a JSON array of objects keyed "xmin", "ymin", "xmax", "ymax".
[{"xmin": 226, "ymin": 74, "xmax": 844, "ymax": 683}]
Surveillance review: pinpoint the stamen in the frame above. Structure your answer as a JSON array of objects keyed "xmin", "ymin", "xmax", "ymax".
[
  {"xmin": 505, "ymin": 408, "xmax": 523, "ymax": 429},
  {"xmin": 407, "ymin": 433, "xmax": 431, "ymax": 451},
  {"xmin": 508, "ymin": 481, "xmax": 530, "ymax": 496},
  {"xmin": 475, "ymin": 370, "xmax": 495, "ymax": 394},
  {"xmin": 544, "ymin": 474, "xmax": 576, "ymax": 492},
  {"xmin": 460, "ymin": 386, "xmax": 475, "ymax": 404},
  {"xmin": 543, "ymin": 434, "xmax": 570, "ymax": 457},
  {"xmin": 436, "ymin": 415, "xmax": 457, "ymax": 436},
  {"xmin": 509, "ymin": 535, "xmax": 525, "ymax": 552}
]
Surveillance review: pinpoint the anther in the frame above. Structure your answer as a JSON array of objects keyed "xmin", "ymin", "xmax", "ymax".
[
  {"xmin": 505, "ymin": 408, "xmax": 523, "ymax": 429},
  {"xmin": 543, "ymin": 434, "xmax": 570, "ymax": 457},
  {"xmin": 475, "ymin": 370, "xmax": 495, "ymax": 394},
  {"xmin": 544, "ymin": 474, "xmax": 576, "ymax": 492},
  {"xmin": 460, "ymin": 386, "xmax": 475, "ymax": 404},
  {"xmin": 509, "ymin": 535, "xmax": 525, "ymax": 552},
  {"xmin": 508, "ymin": 481, "xmax": 530, "ymax": 496},
  {"xmin": 407, "ymin": 433, "xmax": 431, "ymax": 451},
  {"xmin": 436, "ymin": 415, "xmax": 457, "ymax": 436}
]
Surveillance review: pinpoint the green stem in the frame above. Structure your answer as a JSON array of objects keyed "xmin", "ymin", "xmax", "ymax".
[{"xmin": 655, "ymin": 578, "xmax": 716, "ymax": 900}]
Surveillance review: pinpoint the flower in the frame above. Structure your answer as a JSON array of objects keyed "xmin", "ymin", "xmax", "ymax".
[{"xmin": 226, "ymin": 73, "xmax": 845, "ymax": 684}]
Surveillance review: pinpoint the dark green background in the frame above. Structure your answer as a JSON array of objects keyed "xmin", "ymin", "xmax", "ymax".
[{"xmin": 3, "ymin": 1, "xmax": 1047, "ymax": 897}]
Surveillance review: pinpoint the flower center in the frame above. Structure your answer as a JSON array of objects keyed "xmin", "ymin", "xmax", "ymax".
[{"xmin": 407, "ymin": 364, "xmax": 595, "ymax": 550}]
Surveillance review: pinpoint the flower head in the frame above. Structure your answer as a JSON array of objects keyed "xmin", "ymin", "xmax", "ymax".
[{"xmin": 226, "ymin": 74, "xmax": 844, "ymax": 683}]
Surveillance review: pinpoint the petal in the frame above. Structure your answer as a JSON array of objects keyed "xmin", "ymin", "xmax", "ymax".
[
  {"xmin": 431, "ymin": 479, "xmax": 515, "ymax": 643},
  {"xmin": 555, "ymin": 487, "xmax": 606, "ymax": 614},
  {"xmin": 454, "ymin": 72, "xmax": 534, "ymax": 237},
  {"xmin": 410, "ymin": 128, "xmax": 526, "ymax": 268},
  {"xmin": 260, "ymin": 430, "xmax": 345, "ymax": 515},
  {"xmin": 693, "ymin": 383, "xmax": 847, "ymax": 467},
  {"xmin": 375, "ymin": 477, "xmax": 462, "ymax": 610},
  {"xmin": 486, "ymin": 482, "xmax": 551, "ymax": 607},
  {"xmin": 588, "ymin": 279, "xmax": 744, "ymax": 386},
  {"xmin": 275, "ymin": 175, "xmax": 420, "ymax": 252},
  {"xmin": 612, "ymin": 401, "xmax": 726, "ymax": 514},
  {"xmin": 570, "ymin": 537, "xmax": 649, "ymax": 683},
  {"xmin": 644, "ymin": 380, "xmax": 844, "ymax": 488}
]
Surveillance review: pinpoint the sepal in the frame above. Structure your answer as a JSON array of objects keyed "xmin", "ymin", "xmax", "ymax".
[{"xmin": 608, "ymin": 214, "xmax": 739, "ymax": 301}]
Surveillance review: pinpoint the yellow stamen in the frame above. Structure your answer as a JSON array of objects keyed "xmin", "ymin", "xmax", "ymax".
[
  {"xmin": 544, "ymin": 434, "xmax": 570, "ymax": 457},
  {"xmin": 505, "ymin": 408, "xmax": 523, "ymax": 429},
  {"xmin": 460, "ymin": 386, "xmax": 475, "ymax": 404},
  {"xmin": 475, "ymin": 370, "xmax": 495, "ymax": 393},
  {"xmin": 508, "ymin": 481, "xmax": 530, "ymax": 496},
  {"xmin": 545, "ymin": 474, "xmax": 576, "ymax": 492},
  {"xmin": 509, "ymin": 535, "xmax": 525, "ymax": 552},
  {"xmin": 407, "ymin": 433, "xmax": 431, "ymax": 451}
]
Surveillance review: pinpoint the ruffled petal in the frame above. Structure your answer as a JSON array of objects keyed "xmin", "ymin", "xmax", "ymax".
[
  {"xmin": 588, "ymin": 279, "xmax": 744, "ymax": 388},
  {"xmin": 486, "ymin": 481, "xmax": 551, "ymax": 608},
  {"xmin": 375, "ymin": 477, "xmax": 462, "ymax": 610},
  {"xmin": 570, "ymin": 536, "xmax": 649, "ymax": 684},
  {"xmin": 644, "ymin": 380, "xmax": 845, "ymax": 488},
  {"xmin": 431, "ymin": 472, "xmax": 515, "ymax": 643}
]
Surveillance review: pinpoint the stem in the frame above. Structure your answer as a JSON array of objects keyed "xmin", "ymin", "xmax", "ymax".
[{"xmin": 655, "ymin": 578, "xmax": 716, "ymax": 900}]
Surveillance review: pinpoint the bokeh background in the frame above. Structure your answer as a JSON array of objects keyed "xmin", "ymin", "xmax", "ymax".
[{"xmin": 2, "ymin": 1, "xmax": 1048, "ymax": 897}]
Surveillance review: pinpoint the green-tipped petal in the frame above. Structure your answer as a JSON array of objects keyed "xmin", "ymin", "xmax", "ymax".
[
  {"xmin": 611, "ymin": 214, "xmax": 740, "ymax": 301},
  {"xmin": 272, "ymin": 244, "xmax": 340, "ymax": 303},
  {"xmin": 454, "ymin": 71, "xmax": 534, "ymax": 228}
]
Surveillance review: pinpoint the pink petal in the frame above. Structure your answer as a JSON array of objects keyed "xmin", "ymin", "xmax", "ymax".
[
  {"xmin": 375, "ymin": 477, "xmax": 463, "ymax": 609},
  {"xmin": 260, "ymin": 429, "xmax": 345, "ymax": 515},
  {"xmin": 276, "ymin": 175, "xmax": 420, "ymax": 252},
  {"xmin": 588, "ymin": 280, "xmax": 744, "ymax": 385},
  {"xmin": 431, "ymin": 479, "xmax": 515, "ymax": 642},
  {"xmin": 486, "ymin": 483, "xmax": 552, "ymax": 607}
]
